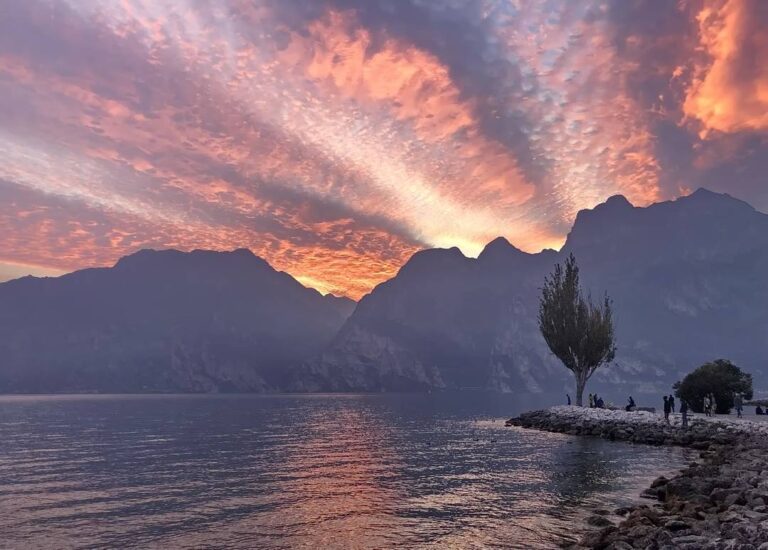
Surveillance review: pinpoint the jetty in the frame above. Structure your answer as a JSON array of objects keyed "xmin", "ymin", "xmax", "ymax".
[{"xmin": 507, "ymin": 406, "xmax": 768, "ymax": 549}]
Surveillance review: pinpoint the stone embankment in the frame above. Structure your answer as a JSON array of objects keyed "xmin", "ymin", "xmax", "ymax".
[{"xmin": 507, "ymin": 407, "xmax": 768, "ymax": 549}]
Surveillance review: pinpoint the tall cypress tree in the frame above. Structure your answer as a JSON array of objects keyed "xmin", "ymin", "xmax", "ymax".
[{"xmin": 538, "ymin": 254, "xmax": 616, "ymax": 406}]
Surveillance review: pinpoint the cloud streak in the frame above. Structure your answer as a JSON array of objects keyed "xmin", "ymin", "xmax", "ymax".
[{"xmin": 0, "ymin": 0, "xmax": 766, "ymax": 297}]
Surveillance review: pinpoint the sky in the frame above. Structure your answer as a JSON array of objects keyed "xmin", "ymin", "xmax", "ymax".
[{"xmin": 0, "ymin": 0, "xmax": 767, "ymax": 298}]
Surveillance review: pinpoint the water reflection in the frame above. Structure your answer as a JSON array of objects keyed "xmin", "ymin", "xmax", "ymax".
[{"xmin": 0, "ymin": 394, "xmax": 688, "ymax": 549}]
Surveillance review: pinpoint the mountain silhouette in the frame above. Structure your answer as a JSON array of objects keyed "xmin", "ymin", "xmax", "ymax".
[
  {"xmin": 294, "ymin": 190, "xmax": 768, "ymax": 395},
  {"xmin": 2, "ymin": 190, "xmax": 766, "ymax": 395},
  {"xmin": 0, "ymin": 249, "xmax": 354, "ymax": 393}
]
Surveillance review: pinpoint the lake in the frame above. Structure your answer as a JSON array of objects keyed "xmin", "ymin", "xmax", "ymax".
[{"xmin": 0, "ymin": 393, "xmax": 690, "ymax": 548}]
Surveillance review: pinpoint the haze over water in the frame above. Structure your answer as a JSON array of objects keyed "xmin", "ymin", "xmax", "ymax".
[{"xmin": 0, "ymin": 393, "xmax": 690, "ymax": 548}]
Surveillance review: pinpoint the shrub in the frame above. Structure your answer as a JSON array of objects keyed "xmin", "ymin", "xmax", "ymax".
[{"xmin": 673, "ymin": 359, "xmax": 752, "ymax": 414}]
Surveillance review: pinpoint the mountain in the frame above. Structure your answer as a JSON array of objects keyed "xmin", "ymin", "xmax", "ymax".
[
  {"xmin": 295, "ymin": 189, "xmax": 768, "ymax": 395},
  {"xmin": 0, "ymin": 249, "xmax": 355, "ymax": 393}
]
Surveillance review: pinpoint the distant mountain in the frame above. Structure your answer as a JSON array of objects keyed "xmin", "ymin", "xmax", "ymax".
[
  {"xmin": 294, "ymin": 189, "xmax": 768, "ymax": 395},
  {"xmin": 0, "ymin": 249, "xmax": 355, "ymax": 393}
]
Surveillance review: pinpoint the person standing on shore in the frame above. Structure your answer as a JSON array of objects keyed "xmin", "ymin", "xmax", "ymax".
[
  {"xmin": 669, "ymin": 394, "xmax": 675, "ymax": 413},
  {"xmin": 734, "ymin": 393, "xmax": 743, "ymax": 418},
  {"xmin": 703, "ymin": 394, "xmax": 711, "ymax": 416},
  {"xmin": 711, "ymin": 393, "xmax": 718, "ymax": 416},
  {"xmin": 680, "ymin": 399, "xmax": 689, "ymax": 429},
  {"xmin": 588, "ymin": 393, "xmax": 594, "ymax": 408},
  {"xmin": 567, "ymin": 394, "xmax": 571, "ymax": 406},
  {"xmin": 663, "ymin": 396, "xmax": 671, "ymax": 424}
]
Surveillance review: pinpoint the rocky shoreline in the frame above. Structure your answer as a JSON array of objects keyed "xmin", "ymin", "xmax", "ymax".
[{"xmin": 506, "ymin": 407, "xmax": 768, "ymax": 549}]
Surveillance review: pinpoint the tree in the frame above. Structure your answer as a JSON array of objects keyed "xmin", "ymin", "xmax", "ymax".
[
  {"xmin": 673, "ymin": 359, "xmax": 753, "ymax": 414},
  {"xmin": 538, "ymin": 253, "xmax": 616, "ymax": 406}
]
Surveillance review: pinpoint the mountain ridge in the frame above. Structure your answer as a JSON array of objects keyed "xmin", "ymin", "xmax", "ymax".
[
  {"xmin": 296, "ymin": 189, "xmax": 768, "ymax": 395},
  {"xmin": 0, "ymin": 248, "xmax": 354, "ymax": 393},
  {"xmin": 1, "ymin": 188, "xmax": 765, "ymax": 395}
]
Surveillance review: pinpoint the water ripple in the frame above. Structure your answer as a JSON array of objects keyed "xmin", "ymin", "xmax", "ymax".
[{"xmin": 0, "ymin": 393, "xmax": 690, "ymax": 549}]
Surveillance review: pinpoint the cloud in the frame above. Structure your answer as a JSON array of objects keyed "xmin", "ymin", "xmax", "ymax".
[
  {"xmin": 683, "ymin": 0, "xmax": 768, "ymax": 137},
  {"xmin": 0, "ymin": 0, "xmax": 766, "ymax": 297}
]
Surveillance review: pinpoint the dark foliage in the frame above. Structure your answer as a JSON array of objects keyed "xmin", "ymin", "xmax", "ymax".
[
  {"xmin": 673, "ymin": 359, "xmax": 753, "ymax": 414},
  {"xmin": 538, "ymin": 253, "xmax": 616, "ymax": 406}
]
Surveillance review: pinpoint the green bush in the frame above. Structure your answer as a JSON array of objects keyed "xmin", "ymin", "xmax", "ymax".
[{"xmin": 673, "ymin": 359, "xmax": 752, "ymax": 414}]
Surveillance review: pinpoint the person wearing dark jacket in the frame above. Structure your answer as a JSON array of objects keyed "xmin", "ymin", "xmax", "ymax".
[
  {"xmin": 663, "ymin": 396, "xmax": 671, "ymax": 424},
  {"xmin": 596, "ymin": 396, "xmax": 604, "ymax": 409},
  {"xmin": 669, "ymin": 395, "xmax": 675, "ymax": 413}
]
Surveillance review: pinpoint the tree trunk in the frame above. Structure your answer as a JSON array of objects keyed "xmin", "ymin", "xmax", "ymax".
[{"xmin": 575, "ymin": 372, "xmax": 585, "ymax": 406}]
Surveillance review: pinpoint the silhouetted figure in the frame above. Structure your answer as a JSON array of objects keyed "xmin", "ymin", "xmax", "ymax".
[
  {"xmin": 567, "ymin": 394, "xmax": 571, "ymax": 405},
  {"xmin": 668, "ymin": 394, "xmax": 675, "ymax": 413},
  {"xmin": 703, "ymin": 394, "xmax": 711, "ymax": 417},
  {"xmin": 588, "ymin": 393, "xmax": 594, "ymax": 408},
  {"xmin": 756, "ymin": 405, "xmax": 764, "ymax": 415},
  {"xmin": 626, "ymin": 396, "xmax": 636, "ymax": 412},
  {"xmin": 710, "ymin": 393, "xmax": 718, "ymax": 416},
  {"xmin": 734, "ymin": 393, "xmax": 743, "ymax": 418},
  {"xmin": 597, "ymin": 396, "xmax": 604, "ymax": 409},
  {"xmin": 663, "ymin": 396, "xmax": 671, "ymax": 424},
  {"xmin": 680, "ymin": 399, "xmax": 689, "ymax": 429}
]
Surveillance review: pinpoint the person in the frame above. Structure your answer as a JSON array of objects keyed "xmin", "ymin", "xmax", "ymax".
[
  {"xmin": 756, "ymin": 405, "xmax": 764, "ymax": 415},
  {"xmin": 680, "ymin": 399, "xmax": 689, "ymax": 429},
  {"xmin": 567, "ymin": 394, "xmax": 571, "ymax": 406},
  {"xmin": 596, "ymin": 396, "xmax": 604, "ymax": 409},
  {"xmin": 669, "ymin": 394, "xmax": 675, "ymax": 413},
  {"xmin": 703, "ymin": 394, "xmax": 711, "ymax": 417},
  {"xmin": 663, "ymin": 395, "xmax": 671, "ymax": 424},
  {"xmin": 711, "ymin": 393, "xmax": 718, "ymax": 416},
  {"xmin": 588, "ymin": 393, "xmax": 594, "ymax": 408},
  {"xmin": 734, "ymin": 393, "xmax": 743, "ymax": 418},
  {"xmin": 626, "ymin": 396, "xmax": 636, "ymax": 412}
]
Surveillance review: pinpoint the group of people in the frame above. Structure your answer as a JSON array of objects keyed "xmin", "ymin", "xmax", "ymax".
[
  {"xmin": 662, "ymin": 394, "xmax": 692, "ymax": 428},
  {"xmin": 663, "ymin": 394, "xmax": 675, "ymax": 416},
  {"xmin": 587, "ymin": 393, "xmax": 605, "ymax": 408},
  {"xmin": 567, "ymin": 391, "xmax": 754, "ymax": 422}
]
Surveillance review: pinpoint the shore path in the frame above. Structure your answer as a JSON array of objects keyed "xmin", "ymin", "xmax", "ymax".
[{"xmin": 507, "ymin": 406, "xmax": 768, "ymax": 549}]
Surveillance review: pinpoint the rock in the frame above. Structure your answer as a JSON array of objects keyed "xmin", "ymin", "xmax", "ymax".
[
  {"xmin": 664, "ymin": 519, "xmax": 691, "ymax": 531},
  {"xmin": 641, "ymin": 487, "xmax": 662, "ymax": 500},
  {"xmin": 711, "ymin": 488, "xmax": 745, "ymax": 503},
  {"xmin": 719, "ymin": 511, "xmax": 743, "ymax": 523},
  {"xmin": 587, "ymin": 514, "xmax": 614, "ymax": 527},
  {"xmin": 580, "ymin": 525, "xmax": 618, "ymax": 547},
  {"xmin": 508, "ymin": 407, "xmax": 768, "ymax": 548},
  {"xmin": 672, "ymin": 534, "xmax": 708, "ymax": 545},
  {"xmin": 652, "ymin": 476, "xmax": 670, "ymax": 488}
]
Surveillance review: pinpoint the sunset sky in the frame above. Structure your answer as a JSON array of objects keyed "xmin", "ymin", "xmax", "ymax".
[{"xmin": 1, "ymin": 0, "xmax": 767, "ymax": 298}]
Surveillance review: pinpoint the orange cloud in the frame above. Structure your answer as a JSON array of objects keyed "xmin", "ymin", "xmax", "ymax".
[
  {"xmin": 683, "ymin": 0, "xmax": 768, "ymax": 137},
  {"xmin": 6, "ymin": 0, "xmax": 766, "ymax": 299}
]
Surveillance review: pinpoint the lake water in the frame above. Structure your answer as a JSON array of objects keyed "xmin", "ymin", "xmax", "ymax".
[{"xmin": 0, "ymin": 393, "xmax": 690, "ymax": 549}]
